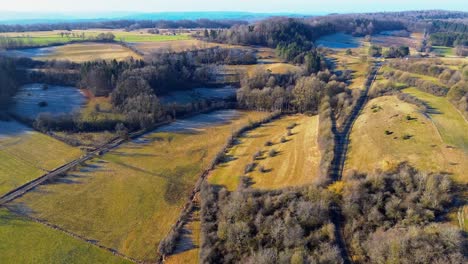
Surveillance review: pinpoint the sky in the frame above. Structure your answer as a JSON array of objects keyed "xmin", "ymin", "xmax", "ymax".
[{"xmin": 0, "ymin": 0, "xmax": 466, "ymax": 14}]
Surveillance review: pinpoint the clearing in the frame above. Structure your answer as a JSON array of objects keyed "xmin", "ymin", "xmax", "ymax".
[
  {"xmin": 209, "ymin": 115, "xmax": 321, "ymax": 191},
  {"xmin": 6, "ymin": 110, "xmax": 269, "ymax": 262}
]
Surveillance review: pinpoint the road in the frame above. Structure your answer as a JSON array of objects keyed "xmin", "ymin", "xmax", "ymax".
[{"xmin": 328, "ymin": 61, "xmax": 382, "ymax": 264}]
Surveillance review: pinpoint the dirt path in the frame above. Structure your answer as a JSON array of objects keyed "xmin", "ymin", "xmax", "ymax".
[{"xmin": 328, "ymin": 61, "xmax": 382, "ymax": 264}]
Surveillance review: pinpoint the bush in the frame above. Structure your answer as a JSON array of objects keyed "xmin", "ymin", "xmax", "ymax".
[
  {"xmin": 280, "ymin": 136, "xmax": 287, "ymax": 143},
  {"xmin": 268, "ymin": 149, "xmax": 277, "ymax": 157},
  {"xmin": 264, "ymin": 140, "xmax": 273, "ymax": 147},
  {"xmin": 244, "ymin": 163, "xmax": 255, "ymax": 174}
]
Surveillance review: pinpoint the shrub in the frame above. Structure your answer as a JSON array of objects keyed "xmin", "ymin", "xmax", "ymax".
[
  {"xmin": 244, "ymin": 163, "xmax": 255, "ymax": 174},
  {"xmin": 268, "ymin": 149, "xmax": 277, "ymax": 157},
  {"xmin": 281, "ymin": 136, "xmax": 287, "ymax": 143},
  {"xmin": 253, "ymin": 151, "xmax": 262, "ymax": 160},
  {"xmin": 264, "ymin": 140, "xmax": 273, "ymax": 147}
]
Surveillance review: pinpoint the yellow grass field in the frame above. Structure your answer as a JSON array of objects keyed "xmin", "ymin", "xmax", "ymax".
[
  {"xmin": 7, "ymin": 110, "xmax": 269, "ymax": 263},
  {"xmin": 0, "ymin": 120, "xmax": 83, "ymax": 196},
  {"xmin": 344, "ymin": 96, "xmax": 467, "ymax": 183},
  {"xmin": 330, "ymin": 51, "xmax": 370, "ymax": 90},
  {"xmin": 0, "ymin": 208, "xmax": 131, "ymax": 264},
  {"xmin": 209, "ymin": 115, "xmax": 321, "ymax": 191},
  {"xmin": 39, "ymin": 42, "xmax": 141, "ymax": 62}
]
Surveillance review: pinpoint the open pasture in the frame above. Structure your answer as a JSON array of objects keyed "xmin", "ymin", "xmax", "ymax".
[
  {"xmin": 209, "ymin": 115, "xmax": 321, "ymax": 191},
  {"xmin": 0, "ymin": 208, "xmax": 130, "ymax": 264},
  {"xmin": 344, "ymin": 95, "xmax": 467, "ymax": 183},
  {"xmin": 0, "ymin": 120, "xmax": 83, "ymax": 196},
  {"xmin": 10, "ymin": 83, "xmax": 86, "ymax": 120},
  {"xmin": 0, "ymin": 29, "xmax": 191, "ymax": 46},
  {"xmin": 7, "ymin": 110, "xmax": 269, "ymax": 262}
]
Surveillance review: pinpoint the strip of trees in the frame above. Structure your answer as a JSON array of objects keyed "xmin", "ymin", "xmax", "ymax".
[
  {"xmin": 200, "ymin": 182, "xmax": 343, "ymax": 264},
  {"xmin": 342, "ymin": 164, "xmax": 465, "ymax": 263},
  {"xmin": 0, "ymin": 57, "xmax": 19, "ymax": 112}
]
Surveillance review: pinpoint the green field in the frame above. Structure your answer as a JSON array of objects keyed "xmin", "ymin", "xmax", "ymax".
[
  {"xmin": 432, "ymin": 46, "xmax": 455, "ymax": 56},
  {"xmin": 209, "ymin": 115, "xmax": 321, "ymax": 191},
  {"xmin": 7, "ymin": 110, "xmax": 269, "ymax": 262},
  {"xmin": 0, "ymin": 29, "xmax": 191, "ymax": 46},
  {"xmin": 403, "ymin": 88, "xmax": 468, "ymax": 151},
  {"xmin": 0, "ymin": 121, "xmax": 83, "ymax": 196},
  {"xmin": 0, "ymin": 208, "xmax": 130, "ymax": 264}
]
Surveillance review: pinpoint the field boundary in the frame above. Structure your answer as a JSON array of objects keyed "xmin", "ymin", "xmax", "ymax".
[{"xmin": 4, "ymin": 207, "xmax": 140, "ymax": 263}]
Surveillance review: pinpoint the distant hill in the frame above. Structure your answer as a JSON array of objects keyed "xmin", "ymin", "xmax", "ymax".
[{"xmin": 0, "ymin": 11, "xmax": 316, "ymax": 25}]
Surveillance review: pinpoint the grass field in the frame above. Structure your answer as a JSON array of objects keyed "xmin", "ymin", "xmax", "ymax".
[
  {"xmin": 7, "ymin": 110, "xmax": 269, "ymax": 262},
  {"xmin": 40, "ymin": 42, "xmax": 141, "ymax": 62},
  {"xmin": 344, "ymin": 96, "xmax": 467, "ymax": 183},
  {"xmin": 209, "ymin": 115, "xmax": 321, "ymax": 191},
  {"xmin": 0, "ymin": 208, "xmax": 130, "ymax": 264},
  {"xmin": 403, "ymin": 87, "xmax": 468, "ymax": 152},
  {"xmin": 0, "ymin": 120, "xmax": 83, "ymax": 196},
  {"xmin": 432, "ymin": 46, "xmax": 455, "ymax": 57},
  {"xmin": 0, "ymin": 29, "xmax": 191, "ymax": 45}
]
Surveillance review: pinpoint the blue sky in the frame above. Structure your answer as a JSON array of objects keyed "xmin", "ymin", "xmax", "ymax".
[{"xmin": 1, "ymin": 0, "xmax": 466, "ymax": 13}]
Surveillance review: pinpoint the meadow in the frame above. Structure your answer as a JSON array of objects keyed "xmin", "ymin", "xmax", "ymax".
[
  {"xmin": 0, "ymin": 29, "xmax": 191, "ymax": 45},
  {"xmin": 208, "ymin": 115, "xmax": 321, "ymax": 191},
  {"xmin": 0, "ymin": 208, "xmax": 131, "ymax": 264},
  {"xmin": 0, "ymin": 120, "xmax": 83, "ymax": 197},
  {"xmin": 7, "ymin": 110, "xmax": 269, "ymax": 262},
  {"xmin": 344, "ymin": 95, "xmax": 467, "ymax": 183}
]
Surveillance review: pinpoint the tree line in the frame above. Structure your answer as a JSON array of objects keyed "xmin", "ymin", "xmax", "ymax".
[{"xmin": 0, "ymin": 19, "xmax": 246, "ymax": 33}]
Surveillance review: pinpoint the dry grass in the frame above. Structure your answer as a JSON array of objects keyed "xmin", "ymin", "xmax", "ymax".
[
  {"xmin": 344, "ymin": 95, "xmax": 467, "ymax": 183},
  {"xmin": 209, "ymin": 115, "xmax": 321, "ymax": 191},
  {"xmin": 7, "ymin": 110, "xmax": 269, "ymax": 262},
  {"xmin": 330, "ymin": 51, "xmax": 370, "ymax": 90},
  {"xmin": 39, "ymin": 42, "xmax": 141, "ymax": 62}
]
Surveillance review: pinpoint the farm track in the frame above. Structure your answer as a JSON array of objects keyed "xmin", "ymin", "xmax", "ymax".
[{"xmin": 329, "ymin": 61, "xmax": 382, "ymax": 264}]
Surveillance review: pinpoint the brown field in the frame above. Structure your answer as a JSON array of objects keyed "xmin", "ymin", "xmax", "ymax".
[
  {"xmin": 209, "ymin": 115, "xmax": 321, "ymax": 191},
  {"xmin": 40, "ymin": 42, "xmax": 141, "ymax": 62}
]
